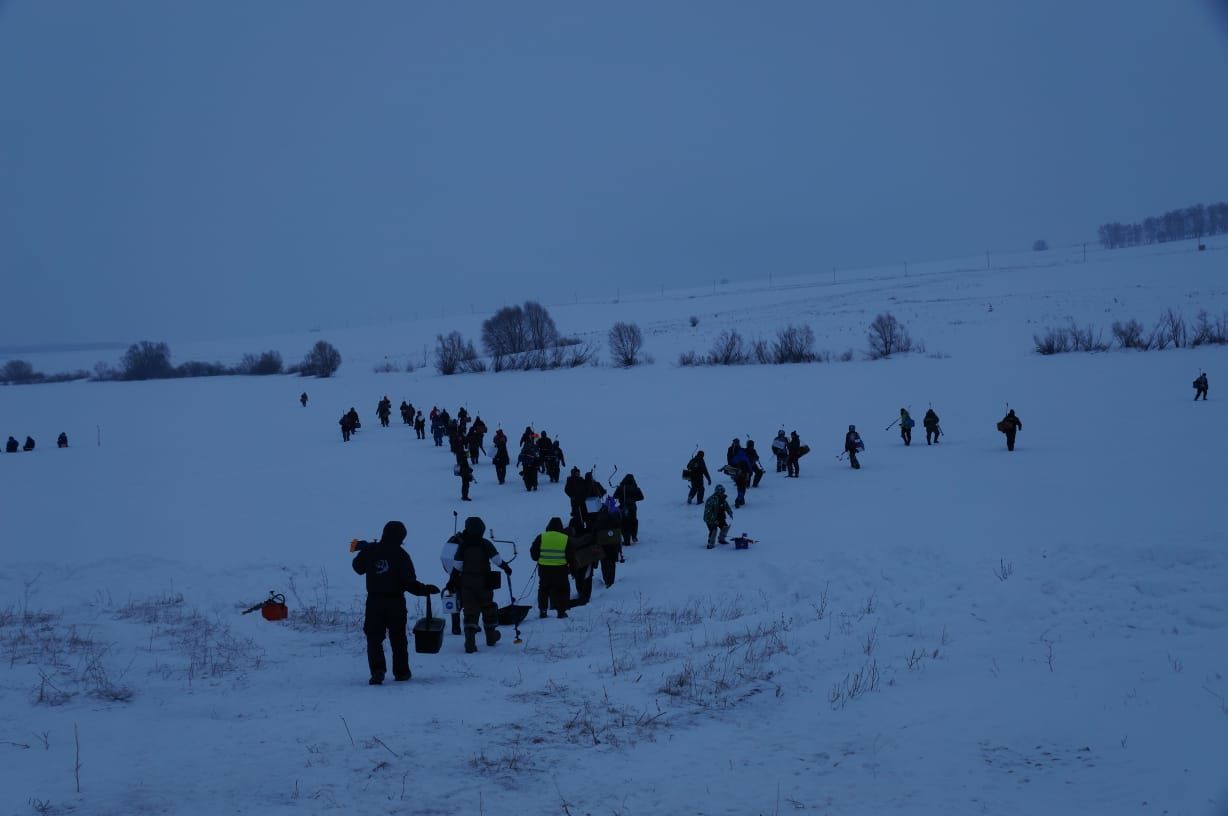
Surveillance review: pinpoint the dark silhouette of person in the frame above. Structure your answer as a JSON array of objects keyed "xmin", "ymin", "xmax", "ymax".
[
  {"xmin": 458, "ymin": 456, "xmax": 475, "ymax": 501},
  {"xmin": 23, "ymin": 436, "xmax": 35, "ymax": 452},
  {"xmin": 351, "ymin": 520, "xmax": 439, "ymax": 685},
  {"xmin": 923, "ymin": 409, "xmax": 941, "ymax": 445},
  {"xmin": 999, "ymin": 409, "xmax": 1023, "ymax": 451},
  {"xmin": 686, "ymin": 451, "xmax": 712, "ymax": 504},
  {"xmin": 786, "ymin": 431, "xmax": 803, "ymax": 477},
  {"xmin": 57, "ymin": 432, "xmax": 68, "ymax": 448},
  {"xmin": 1194, "ymin": 372, "xmax": 1209, "ymax": 401},
  {"xmin": 899, "ymin": 409, "xmax": 914, "ymax": 446},
  {"xmin": 613, "ymin": 474, "xmax": 645, "ymax": 544},
  {"xmin": 446, "ymin": 516, "xmax": 512, "ymax": 654},
  {"xmin": 299, "ymin": 392, "xmax": 308, "ymax": 407},
  {"xmin": 844, "ymin": 426, "xmax": 863, "ymax": 469},
  {"xmin": 7, "ymin": 436, "xmax": 20, "ymax": 453}
]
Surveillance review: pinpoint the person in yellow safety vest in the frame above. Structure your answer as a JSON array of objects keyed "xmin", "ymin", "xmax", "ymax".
[{"xmin": 530, "ymin": 517, "xmax": 571, "ymax": 619}]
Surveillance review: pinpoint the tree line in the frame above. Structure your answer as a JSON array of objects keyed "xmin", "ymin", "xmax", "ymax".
[{"xmin": 1097, "ymin": 201, "xmax": 1228, "ymax": 249}]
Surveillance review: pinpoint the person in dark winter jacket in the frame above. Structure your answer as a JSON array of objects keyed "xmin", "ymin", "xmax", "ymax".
[
  {"xmin": 376, "ymin": 396, "xmax": 392, "ymax": 428},
  {"xmin": 466, "ymin": 426, "xmax": 483, "ymax": 465},
  {"xmin": 351, "ymin": 521, "xmax": 440, "ymax": 684},
  {"xmin": 844, "ymin": 425, "xmax": 863, "ymax": 469},
  {"xmin": 414, "ymin": 411, "xmax": 426, "ymax": 439},
  {"xmin": 726, "ymin": 438, "xmax": 743, "ymax": 467},
  {"xmin": 531, "ymin": 517, "xmax": 571, "ymax": 618},
  {"xmin": 592, "ymin": 499, "xmax": 623, "ymax": 589},
  {"xmin": 400, "ymin": 401, "xmax": 412, "ymax": 425},
  {"xmin": 565, "ymin": 518, "xmax": 595, "ymax": 607},
  {"xmin": 923, "ymin": 409, "xmax": 941, "ymax": 445},
  {"xmin": 898, "ymin": 408, "xmax": 914, "ymax": 446},
  {"xmin": 685, "ymin": 451, "xmax": 711, "ymax": 504},
  {"xmin": 518, "ymin": 443, "xmax": 539, "ymax": 491},
  {"xmin": 299, "ymin": 392, "xmax": 308, "ymax": 407},
  {"xmin": 57, "ymin": 432, "xmax": 68, "ymax": 449},
  {"xmin": 491, "ymin": 429, "xmax": 510, "ymax": 484},
  {"xmin": 1194, "ymin": 372, "xmax": 1209, "ymax": 401},
  {"xmin": 457, "ymin": 456, "xmax": 475, "ymax": 501},
  {"xmin": 703, "ymin": 485, "xmax": 733, "ymax": 549},
  {"xmin": 999, "ymin": 409, "xmax": 1023, "ymax": 451},
  {"xmin": 544, "ymin": 439, "xmax": 565, "ymax": 483},
  {"xmin": 786, "ymin": 431, "xmax": 803, "ymax": 477},
  {"xmin": 340, "ymin": 413, "xmax": 354, "ymax": 442},
  {"xmin": 520, "ymin": 426, "xmax": 536, "ymax": 448},
  {"xmin": 732, "ymin": 462, "xmax": 750, "ymax": 508},
  {"xmin": 613, "ymin": 474, "xmax": 645, "ymax": 544},
  {"xmin": 430, "ymin": 413, "xmax": 446, "ymax": 446},
  {"xmin": 771, "ymin": 430, "xmax": 788, "ymax": 472},
  {"xmin": 582, "ymin": 472, "xmax": 607, "ymax": 528},
  {"xmin": 564, "ymin": 467, "xmax": 586, "ymax": 527},
  {"xmin": 446, "ymin": 517, "xmax": 512, "ymax": 653},
  {"xmin": 6, "ymin": 436, "xmax": 18, "ymax": 453},
  {"xmin": 745, "ymin": 439, "xmax": 765, "ymax": 487},
  {"xmin": 22, "ymin": 436, "xmax": 34, "ymax": 452}
]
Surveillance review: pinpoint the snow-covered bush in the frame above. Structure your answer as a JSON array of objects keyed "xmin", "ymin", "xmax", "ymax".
[
  {"xmin": 608, "ymin": 322, "xmax": 644, "ymax": 367},
  {"xmin": 866, "ymin": 313, "xmax": 913, "ymax": 359}
]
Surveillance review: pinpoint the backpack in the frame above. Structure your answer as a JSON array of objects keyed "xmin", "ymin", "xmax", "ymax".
[
  {"xmin": 996, "ymin": 419, "xmax": 1011, "ymax": 433},
  {"xmin": 903, "ymin": 417, "xmax": 915, "ymax": 429}
]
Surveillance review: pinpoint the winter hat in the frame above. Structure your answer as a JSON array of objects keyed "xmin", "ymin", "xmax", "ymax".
[
  {"xmin": 714, "ymin": 484, "xmax": 725, "ymax": 494},
  {"xmin": 380, "ymin": 521, "xmax": 408, "ymax": 546},
  {"xmin": 849, "ymin": 425, "xmax": 856, "ymax": 431},
  {"xmin": 464, "ymin": 516, "xmax": 486, "ymax": 536},
  {"xmin": 546, "ymin": 517, "xmax": 565, "ymax": 533}
]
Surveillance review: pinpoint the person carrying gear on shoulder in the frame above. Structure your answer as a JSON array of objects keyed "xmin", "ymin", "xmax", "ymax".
[
  {"xmin": 340, "ymin": 413, "xmax": 352, "ymax": 442},
  {"xmin": 582, "ymin": 471, "xmax": 607, "ymax": 528},
  {"xmin": 530, "ymin": 517, "xmax": 571, "ymax": 618},
  {"xmin": 466, "ymin": 425, "xmax": 483, "ymax": 465},
  {"xmin": 844, "ymin": 425, "xmax": 864, "ymax": 469},
  {"xmin": 771, "ymin": 430, "xmax": 788, "ymax": 472},
  {"xmin": 726, "ymin": 438, "xmax": 743, "ymax": 468},
  {"xmin": 414, "ymin": 411, "xmax": 426, "ymax": 439},
  {"xmin": 899, "ymin": 408, "xmax": 914, "ymax": 446},
  {"xmin": 703, "ymin": 485, "xmax": 733, "ymax": 549},
  {"xmin": 564, "ymin": 467, "xmax": 586, "ymax": 527},
  {"xmin": 997, "ymin": 409, "xmax": 1023, "ymax": 452},
  {"xmin": 923, "ymin": 408, "xmax": 941, "ymax": 445},
  {"xmin": 22, "ymin": 436, "xmax": 35, "ymax": 452},
  {"xmin": 6, "ymin": 436, "xmax": 19, "ymax": 453},
  {"xmin": 518, "ymin": 443, "xmax": 539, "ymax": 491},
  {"xmin": 351, "ymin": 521, "xmax": 440, "ymax": 685},
  {"xmin": 400, "ymin": 401, "xmax": 412, "ymax": 425},
  {"xmin": 745, "ymin": 440, "xmax": 765, "ymax": 487},
  {"xmin": 57, "ymin": 432, "xmax": 69, "ymax": 449},
  {"xmin": 376, "ymin": 397, "xmax": 392, "ymax": 428},
  {"xmin": 447, "ymin": 517, "xmax": 512, "ymax": 653},
  {"xmin": 685, "ymin": 451, "xmax": 712, "ymax": 504},
  {"xmin": 614, "ymin": 473, "xmax": 645, "ymax": 544},
  {"xmin": 1193, "ymin": 372, "xmax": 1209, "ymax": 401},
  {"xmin": 299, "ymin": 392, "xmax": 308, "ymax": 408},
  {"xmin": 591, "ymin": 497, "xmax": 624, "ymax": 589},
  {"xmin": 545, "ymin": 438, "xmax": 565, "ymax": 483}
]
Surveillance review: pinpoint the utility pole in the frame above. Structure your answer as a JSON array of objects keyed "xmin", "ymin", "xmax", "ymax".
[
  {"xmin": 986, "ymin": 251, "xmax": 990, "ymax": 270},
  {"xmin": 904, "ymin": 261, "xmax": 908, "ymax": 278}
]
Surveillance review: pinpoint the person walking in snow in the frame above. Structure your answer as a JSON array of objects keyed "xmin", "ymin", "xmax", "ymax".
[
  {"xmin": 703, "ymin": 485, "xmax": 733, "ymax": 549},
  {"xmin": 745, "ymin": 439, "xmax": 765, "ymax": 487},
  {"xmin": 446, "ymin": 516, "xmax": 512, "ymax": 654},
  {"xmin": 376, "ymin": 396, "xmax": 392, "ymax": 428},
  {"xmin": 457, "ymin": 456, "xmax": 475, "ymax": 501},
  {"xmin": 726, "ymin": 438, "xmax": 743, "ymax": 468},
  {"xmin": 686, "ymin": 451, "xmax": 712, "ymax": 504},
  {"xmin": 351, "ymin": 520, "xmax": 440, "ymax": 684},
  {"xmin": 613, "ymin": 473, "xmax": 645, "ymax": 544},
  {"xmin": 518, "ymin": 442, "xmax": 540, "ymax": 492},
  {"xmin": 530, "ymin": 517, "xmax": 571, "ymax": 618},
  {"xmin": 898, "ymin": 408, "xmax": 914, "ymax": 446},
  {"xmin": 6, "ymin": 436, "xmax": 19, "ymax": 453},
  {"xmin": 564, "ymin": 467, "xmax": 586, "ymax": 526},
  {"xmin": 771, "ymin": 430, "xmax": 788, "ymax": 472},
  {"xmin": 923, "ymin": 408, "xmax": 941, "ymax": 445},
  {"xmin": 545, "ymin": 438, "xmax": 565, "ymax": 483},
  {"xmin": 22, "ymin": 436, "xmax": 35, "ymax": 452},
  {"xmin": 998, "ymin": 409, "xmax": 1023, "ymax": 452},
  {"xmin": 414, "ymin": 411, "xmax": 426, "ymax": 439},
  {"xmin": 57, "ymin": 432, "xmax": 69, "ymax": 448},
  {"xmin": 1193, "ymin": 372, "xmax": 1209, "ymax": 401},
  {"xmin": 491, "ymin": 429, "xmax": 510, "ymax": 484},
  {"xmin": 400, "ymin": 401, "xmax": 413, "ymax": 425},
  {"xmin": 731, "ymin": 461, "xmax": 751, "ymax": 508},
  {"xmin": 844, "ymin": 425, "xmax": 863, "ymax": 469},
  {"xmin": 340, "ymin": 413, "xmax": 354, "ymax": 442},
  {"xmin": 299, "ymin": 392, "xmax": 308, "ymax": 408},
  {"xmin": 786, "ymin": 430, "xmax": 803, "ymax": 477}
]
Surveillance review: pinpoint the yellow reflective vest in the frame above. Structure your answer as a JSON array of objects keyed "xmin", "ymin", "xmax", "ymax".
[{"xmin": 538, "ymin": 531, "xmax": 568, "ymax": 567}]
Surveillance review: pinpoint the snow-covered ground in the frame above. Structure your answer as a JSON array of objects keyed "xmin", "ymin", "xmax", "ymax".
[{"xmin": 2, "ymin": 240, "xmax": 1227, "ymax": 815}]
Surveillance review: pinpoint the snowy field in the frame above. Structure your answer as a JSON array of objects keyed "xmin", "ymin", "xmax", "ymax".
[{"xmin": 2, "ymin": 240, "xmax": 1227, "ymax": 815}]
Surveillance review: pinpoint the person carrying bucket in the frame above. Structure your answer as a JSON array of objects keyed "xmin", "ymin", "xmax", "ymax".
[{"xmin": 351, "ymin": 521, "xmax": 440, "ymax": 685}]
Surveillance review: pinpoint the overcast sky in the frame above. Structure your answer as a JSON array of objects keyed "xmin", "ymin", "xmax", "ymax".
[{"xmin": 2, "ymin": 1, "xmax": 1226, "ymax": 346}]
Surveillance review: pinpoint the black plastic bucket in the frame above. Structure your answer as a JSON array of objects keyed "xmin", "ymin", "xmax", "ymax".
[{"xmin": 412, "ymin": 594, "xmax": 445, "ymax": 654}]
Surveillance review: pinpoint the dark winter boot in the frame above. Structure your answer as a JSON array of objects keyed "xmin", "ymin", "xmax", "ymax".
[
  {"xmin": 369, "ymin": 675, "xmax": 384, "ymax": 686},
  {"xmin": 464, "ymin": 628, "xmax": 478, "ymax": 654},
  {"xmin": 484, "ymin": 627, "xmax": 501, "ymax": 647}
]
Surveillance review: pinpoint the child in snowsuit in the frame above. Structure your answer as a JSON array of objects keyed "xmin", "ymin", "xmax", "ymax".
[{"xmin": 703, "ymin": 485, "xmax": 733, "ymax": 549}]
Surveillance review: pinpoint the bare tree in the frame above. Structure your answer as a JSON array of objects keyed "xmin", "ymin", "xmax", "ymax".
[
  {"xmin": 300, "ymin": 341, "xmax": 342, "ymax": 377},
  {"xmin": 481, "ymin": 306, "xmax": 528, "ymax": 357},
  {"xmin": 608, "ymin": 322, "xmax": 644, "ymax": 367},
  {"xmin": 708, "ymin": 330, "xmax": 748, "ymax": 365},
  {"xmin": 522, "ymin": 301, "xmax": 559, "ymax": 350},
  {"xmin": 772, "ymin": 324, "xmax": 817, "ymax": 363},
  {"xmin": 434, "ymin": 331, "xmax": 483, "ymax": 375},
  {"xmin": 866, "ymin": 313, "xmax": 912, "ymax": 359},
  {"xmin": 121, "ymin": 341, "xmax": 174, "ymax": 380}
]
